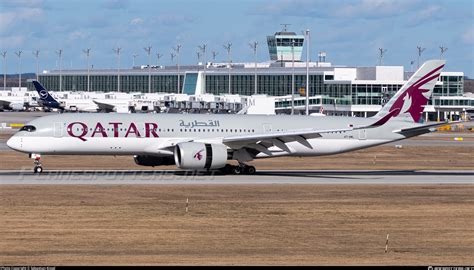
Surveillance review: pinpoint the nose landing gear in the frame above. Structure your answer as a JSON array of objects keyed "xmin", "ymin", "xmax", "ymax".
[{"xmin": 30, "ymin": 153, "xmax": 43, "ymax": 173}]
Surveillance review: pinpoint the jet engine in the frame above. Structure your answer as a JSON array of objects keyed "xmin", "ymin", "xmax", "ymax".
[
  {"xmin": 133, "ymin": 155, "xmax": 175, "ymax": 167},
  {"xmin": 174, "ymin": 142, "xmax": 228, "ymax": 170},
  {"xmin": 8, "ymin": 103, "xmax": 25, "ymax": 111}
]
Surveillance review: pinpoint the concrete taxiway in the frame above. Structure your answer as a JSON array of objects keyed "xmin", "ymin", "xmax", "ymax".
[{"xmin": 0, "ymin": 169, "xmax": 472, "ymax": 184}]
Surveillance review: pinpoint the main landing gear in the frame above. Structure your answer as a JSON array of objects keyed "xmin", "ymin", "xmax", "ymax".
[
  {"xmin": 30, "ymin": 153, "xmax": 43, "ymax": 173},
  {"xmin": 221, "ymin": 163, "xmax": 256, "ymax": 175}
]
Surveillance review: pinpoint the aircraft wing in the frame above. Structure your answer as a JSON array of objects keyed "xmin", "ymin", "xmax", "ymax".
[
  {"xmin": 0, "ymin": 99, "xmax": 12, "ymax": 108},
  {"xmin": 220, "ymin": 111, "xmax": 401, "ymax": 155},
  {"xmin": 144, "ymin": 138, "xmax": 192, "ymax": 155},
  {"xmin": 93, "ymin": 100, "xmax": 116, "ymax": 112},
  {"xmin": 222, "ymin": 126, "xmax": 365, "ymax": 155},
  {"xmin": 150, "ymin": 112, "xmax": 396, "ymax": 156}
]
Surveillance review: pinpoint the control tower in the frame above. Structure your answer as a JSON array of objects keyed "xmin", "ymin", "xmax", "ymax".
[{"xmin": 267, "ymin": 24, "xmax": 305, "ymax": 62}]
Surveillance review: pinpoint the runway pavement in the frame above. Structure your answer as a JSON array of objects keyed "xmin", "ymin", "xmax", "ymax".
[{"xmin": 0, "ymin": 169, "xmax": 472, "ymax": 184}]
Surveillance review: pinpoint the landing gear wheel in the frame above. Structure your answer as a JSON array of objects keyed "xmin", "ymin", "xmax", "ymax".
[
  {"xmin": 245, "ymin": 166, "xmax": 256, "ymax": 175},
  {"xmin": 221, "ymin": 164, "xmax": 234, "ymax": 174},
  {"xmin": 32, "ymin": 154, "xmax": 43, "ymax": 174},
  {"xmin": 34, "ymin": 166, "xmax": 43, "ymax": 174},
  {"xmin": 233, "ymin": 166, "xmax": 242, "ymax": 175}
]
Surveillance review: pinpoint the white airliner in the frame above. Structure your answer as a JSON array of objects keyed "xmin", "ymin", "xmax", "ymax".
[
  {"xmin": 7, "ymin": 60, "xmax": 455, "ymax": 174},
  {"xmin": 0, "ymin": 95, "xmax": 25, "ymax": 111},
  {"xmin": 32, "ymin": 81, "xmax": 99, "ymax": 112}
]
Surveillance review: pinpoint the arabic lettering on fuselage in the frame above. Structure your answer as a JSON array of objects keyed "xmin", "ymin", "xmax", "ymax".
[{"xmin": 178, "ymin": 119, "xmax": 220, "ymax": 128}]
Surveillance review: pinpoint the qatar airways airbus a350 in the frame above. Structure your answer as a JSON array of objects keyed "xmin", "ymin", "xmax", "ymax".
[{"xmin": 7, "ymin": 60, "xmax": 454, "ymax": 174}]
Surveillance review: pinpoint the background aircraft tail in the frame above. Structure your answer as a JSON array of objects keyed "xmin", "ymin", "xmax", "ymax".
[
  {"xmin": 374, "ymin": 60, "xmax": 445, "ymax": 123},
  {"xmin": 32, "ymin": 80, "xmax": 59, "ymax": 103}
]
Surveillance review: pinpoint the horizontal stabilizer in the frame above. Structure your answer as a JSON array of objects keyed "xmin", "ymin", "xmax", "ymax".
[{"xmin": 394, "ymin": 121, "xmax": 461, "ymax": 136}]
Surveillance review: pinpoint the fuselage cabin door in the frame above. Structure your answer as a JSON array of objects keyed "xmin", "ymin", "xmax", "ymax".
[{"xmin": 54, "ymin": 122, "xmax": 63, "ymax": 138}]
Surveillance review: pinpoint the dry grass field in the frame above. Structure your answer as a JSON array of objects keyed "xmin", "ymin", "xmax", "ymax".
[{"xmin": 0, "ymin": 185, "xmax": 473, "ymax": 265}]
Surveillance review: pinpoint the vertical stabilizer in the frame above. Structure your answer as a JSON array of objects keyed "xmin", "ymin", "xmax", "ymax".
[{"xmin": 375, "ymin": 60, "xmax": 445, "ymax": 123}]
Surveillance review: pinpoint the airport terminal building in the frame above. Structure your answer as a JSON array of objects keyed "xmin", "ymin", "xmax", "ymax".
[{"xmin": 29, "ymin": 30, "xmax": 473, "ymax": 120}]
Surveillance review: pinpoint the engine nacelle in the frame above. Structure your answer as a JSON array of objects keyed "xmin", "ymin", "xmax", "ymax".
[
  {"xmin": 174, "ymin": 142, "xmax": 228, "ymax": 170},
  {"xmin": 133, "ymin": 155, "xmax": 175, "ymax": 167},
  {"xmin": 8, "ymin": 102, "xmax": 25, "ymax": 111}
]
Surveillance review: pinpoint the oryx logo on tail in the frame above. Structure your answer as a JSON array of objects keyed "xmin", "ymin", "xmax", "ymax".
[
  {"xmin": 375, "ymin": 60, "xmax": 445, "ymax": 123},
  {"xmin": 390, "ymin": 64, "xmax": 444, "ymax": 122}
]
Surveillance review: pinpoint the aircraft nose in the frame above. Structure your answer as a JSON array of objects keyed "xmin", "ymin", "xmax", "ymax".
[{"xmin": 6, "ymin": 136, "xmax": 21, "ymax": 151}]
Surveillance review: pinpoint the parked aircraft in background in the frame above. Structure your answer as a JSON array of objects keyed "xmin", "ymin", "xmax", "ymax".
[
  {"xmin": 8, "ymin": 60, "xmax": 456, "ymax": 174},
  {"xmin": 0, "ymin": 89, "xmax": 37, "ymax": 111},
  {"xmin": 0, "ymin": 95, "xmax": 25, "ymax": 111},
  {"xmin": 32, "ymin": 81, "xmax": 99, "ymax": 112}
]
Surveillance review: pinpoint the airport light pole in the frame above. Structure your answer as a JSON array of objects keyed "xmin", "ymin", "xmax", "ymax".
[
  {"xmin": 15, "ymin": 50, "xmax": 22, "ymax": 89},
  {"xmin": 83, "ymin": 48, "xmax": 91, "ymax": 92},
  {"xmin": 378, "ymin": 48, "xmax": 387, "ymax": 66},
  {"xmin": 291, "ymin": 39, "xmax": 295, "ymax": 115},
  {"xmin": 439, "ymin": 46, "xmax": 448, "ymax": 59},
  {"xmin": 170, "ymin": 52, "xmax": 176, "ymax": 63},
  {"xmin": 223, "ymin": 43, "xmax": 232, "ymax": 94},
  {"xmin": 156, "ymin": 53, "xmax": 162, "ymax": 67},
  {"xmin": 196, "ymin": 51, "xmax": 202, "ymax": 72},
  {"xmin": 33, "ymin": 50, "xmax": 40, "ymax": 81},
  {"xmin": 212, "ymin": 51, "xmax": 218, "ymax": 61},
  {"xmin": 1, "ymin": 51, "xmax": 6, "ymax": 90},
  {"xmin": 144, "ymin": 46, "xmax": 152, "ymax": 93},
  {"xmin": 170, "ymin": 52, "xmax": 176, "ymax": 91},
  {"xmin": 173, "ymin": 44, "xmax": 181, "ymax": 93},
  {"xmin": 198, "ymin": 44, "xmax": 207, "ymax": 93},
  {"xmin": 416, "ymin": 46, "xmax": 425, "ymax": 69},
  {"xmin": 305, "ymin": 29, "xmax": 310, "ymax": 116},
  {"xmin": 249, "ymin": 41, "xmax": 258, "ymax": 95},
  {"xmin": 132, "ymin": 53, "xmax": 138, "ymax": 67},
  {"xmin": 56, "ymin": 49, "xmax": 63, "ymax": 91},
  {"xmin": 113, "ymin": 47, "xmax": 122, "ymax": 92}
]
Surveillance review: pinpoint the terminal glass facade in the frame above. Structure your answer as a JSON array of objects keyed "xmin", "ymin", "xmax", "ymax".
[
  {"xmin": 433, "ymin": 75, "xmax": 463, "ymax": 97},
  {"xmin": 32, "ymin": 70, "xmax": 465, "ymax": 108},
  {"xmin": 351, "ymin": 84, "xmax": 402, "ymax": 106},
  {"xmin": 36, "ymin": 74, "xmax": 183, "ymax": 93}
]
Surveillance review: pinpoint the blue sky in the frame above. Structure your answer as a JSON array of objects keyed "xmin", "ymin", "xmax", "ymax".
[{"xmin": 1, "ymin": 0, "xmax": 473, "ymax": 77}]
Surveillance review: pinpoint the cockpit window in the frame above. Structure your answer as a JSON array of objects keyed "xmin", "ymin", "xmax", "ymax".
[{"xmin": 20, "ymin": 125, "xmax": 36, "ymax": 132}]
